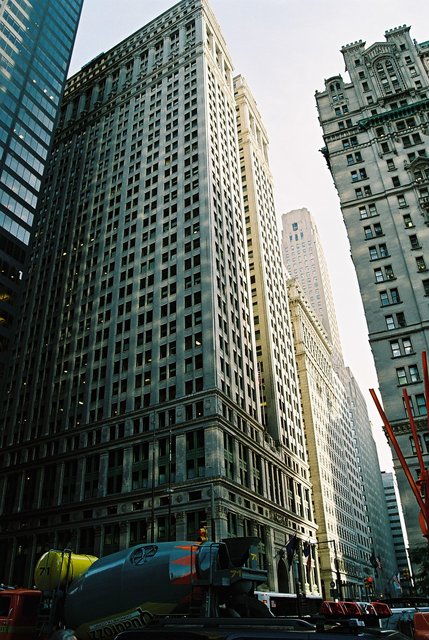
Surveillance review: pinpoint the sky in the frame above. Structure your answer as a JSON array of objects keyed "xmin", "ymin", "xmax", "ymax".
[{"xmin": 68, "ymin": 0, "xmax": 429, "ymax": 471}]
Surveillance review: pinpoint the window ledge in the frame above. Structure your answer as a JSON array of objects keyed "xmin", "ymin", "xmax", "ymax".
[
  {"xmin": 364, "ymin": 233, "xmax": 385, "ymax": 240},
  {"xmin": 370, "ymin": 254, "xmax": 391, "ymax": 261}
]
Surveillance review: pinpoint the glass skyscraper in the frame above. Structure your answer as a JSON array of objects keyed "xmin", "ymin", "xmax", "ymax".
[{"xmin": 0, "ymin": 0, "xmax": 84, "ymax": 379}]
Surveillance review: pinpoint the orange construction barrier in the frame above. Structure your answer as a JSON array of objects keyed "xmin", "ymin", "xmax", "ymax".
[{"xmin": 414, "ymin": 612, "xmax": 429, "ymax": 640}]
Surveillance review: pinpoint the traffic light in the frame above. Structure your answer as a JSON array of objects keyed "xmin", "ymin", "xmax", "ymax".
[
  {"xmin": 364, "ymin": 576, "xmax": 374, "ymax": 590},
  {"xmin": 197, "ymin": 525, "xmax": 208, "ymax": 542}
]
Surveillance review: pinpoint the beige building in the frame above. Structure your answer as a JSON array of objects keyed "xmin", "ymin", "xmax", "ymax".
[
  {"xmin": 284, "ymin": 207, "xmax": 397, "ymax": 596},
  {"xmin": 235, "ymin": 77, "xmax": 319, "ymax": 594},
  {"xmin": 282, "ymin": 208, "xmax": 344, "ymax": 370},
  {"xmin": 289, "ymin": 280, "xmax": 370, "ymax": 598}
]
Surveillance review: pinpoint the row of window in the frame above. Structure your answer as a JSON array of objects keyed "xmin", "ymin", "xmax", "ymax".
[
  {"xmin": 396, "ymin": 364, "xmax": 420, "ymax": 385},
  {"xmin": 390, "ymin": 337, "xmax": 413, "ymax": 358},
  {"xmin": 373, "ymin": 257, "xmax": 427, "ymax": 282}
]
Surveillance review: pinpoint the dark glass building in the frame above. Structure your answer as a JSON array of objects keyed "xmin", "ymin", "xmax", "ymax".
[{"xmin": 0, "ymin": 0, "xmax": 84, "ymax": 379}]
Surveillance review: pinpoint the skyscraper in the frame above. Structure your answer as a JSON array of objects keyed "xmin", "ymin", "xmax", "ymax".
[
  {"xmin": 0, "ymin": 0, "xmax": 84, "ymax": 380},
  {"xmin": 0, "ymin": 0, "xmax": 317, "ymax": 590},
  {"xmin": 282, "ymin": 208, "xmax": 344, "ymax": 369},
  {"xmin": 382, "ymin": 471, "xmax": 412, "ymax": 592},
  {"xmin": 235, "ymin": 75, "xmax": 316, "ymax": 591},
  {"xmin": 316, "ymin": 26, "xmax": 429, "ymax": 549},
  {"xmin": 285, "ymin": 209, "xmax": 396, "ymax": 598}
]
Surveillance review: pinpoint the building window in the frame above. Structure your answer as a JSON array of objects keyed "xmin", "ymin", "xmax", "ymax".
[
  {"xmin": 374, "ymin": 268, "xmax": 384, "ymax": 282},
  {"xmin": 391, "ymin": 288, "xmax": 400, "ymax": 303},
  {"xmin": 351, "ymin": 168, "xmax": 367, "ymax": 182},
  {"xmin": 390, "ymin": 341, "xmax": 401, "ymax": 358},
  {"xmin": 380, "ymin": 291, "xmax": 389, "ymax": 306},
  {"xmin": 391, "ymin": 337, "xmax": 413, "ymax": 357},
  {"xmin": 396, "ymin": 312, "xmax": 406, "ymax": 327},
  {"xmin": 402, "ymin": 338, "xmax": 413, "ymax": 354},
  {"xmin": 380, "ymin": 288, "xmax": 400, "ymax": 306},
  {"xmin": 385, "ymin": 265, "xmax": 394, "ymax": 279},
  {"xmin": 355, "ymin": 185, "xmax": 372, "ymax": 198},
  {"xmin": 385, "ymin": 315, "xmax": 395, "ymax": 330},
  {"xmin": 385, "ymin": 313, "xmax": 406, "ymax": 330},
  {"xmin": 363, "ymin": 223, "xmax": 382, "ymax": 239},
  {"xmin": 398, "ymin": 366, "xmax": 419, "ymax": 387},
  {"xmin": 396, "ymin": 367, "xmax": 407, "ymax": 385},
  {"xmin": 409, "ymin": 234, "xmax": 420, "ymax": 250},
  {"xmin": 359, "ymin": 203, "xmax": 377, "ymax": 218},
  {"xmin": 342, "ymin": 136, "xmax": 358, "ymax": 149},
  {"xmin": 423, "ymin": 279, "xmax": 429, "ymax": 297},
  {"xmin": 402, "ymin": 133, "xmax": 422, "ymax": 147},
  {"xmin": 403, "ymin": 214, "xmax": 414, "ymax": 228},
  {"xmin": 387, "ymin": 159, "xmax": 396, "ymax": 171},
  {"xmin": 370, "ymin": 244, "xmax": 385, "ymax": 260},
  {"xmin": 409, "ymin": 365, "xmax": 420, "ymax": 383},
  {"xmin": 398, "ymin": 195, "xmax": 408, "ymax": 208},
  {"xmin": 416, "ymin": 394, "xmax": 428, "ymax": 416},
  {"xmin": 392, "ymin": 176, "xmax": 401, "ymax": 187},
  {"xmin": 416, "ymin": 256, "xmax": 427, "ymax": 272},
  {"xmin": 375, "ymin": 58, "xmax": 403, "ymax": 95}
]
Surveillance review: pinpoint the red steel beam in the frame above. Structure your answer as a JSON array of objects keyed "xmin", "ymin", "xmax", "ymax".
[{"xmin": 369, "ymin": 387, "xmax": 427, "ymax": 518}]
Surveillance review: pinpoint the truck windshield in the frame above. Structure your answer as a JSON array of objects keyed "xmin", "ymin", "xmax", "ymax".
[{"xmin": 0, "ymin": 596, "xmax": 12, "ymax": 617}]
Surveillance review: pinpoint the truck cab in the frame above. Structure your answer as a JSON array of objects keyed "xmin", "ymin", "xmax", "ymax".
[{"xmin": 0, "ymin": 588, "xmax": 42, "ymax": 640}]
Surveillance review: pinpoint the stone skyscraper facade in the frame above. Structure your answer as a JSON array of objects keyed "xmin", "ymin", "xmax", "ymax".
[
  {"xmin": 316, "ymin": 26, "xmax": 429, "ymax": 549},
  {"xmin": 0, "ymin": 0, "xmax": 318, "ymax": 591}
]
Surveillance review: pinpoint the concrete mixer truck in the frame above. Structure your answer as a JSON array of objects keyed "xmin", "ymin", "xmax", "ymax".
[{"xmin": 0, "ymin": 537, "xmax": 271, "ymax": 640}]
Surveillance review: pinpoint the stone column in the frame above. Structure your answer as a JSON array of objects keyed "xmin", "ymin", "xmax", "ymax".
[
  {"xmin": 120, "ymin": 520, "xmax": 130, "ymax": 549},
  {"xmin": 75, "ymin": 455, "xmax": 86, "ymax": 503},
  {"xmin": 264, "ymin": 524, "xmax": 276, "ymax": 589},
  {"xmin": 122, "ymin": 447, "xmax": 133, "ymax": 493},
  {"xmin": 216, "ymin": 504, "xmax": 228, "ymax": 540},
  {"xmin": 175, "ymin": 433, "xmax": 186, "ymax": 482},
  {"xmin": 93, "ymin": 525, "xmax": 103, "ymax": 558},
  {"xmin": 205, "ymin": 426, "xmax": 224, "ymax": 477},
  {"xmin": 33, "ymin": 467, "xmax": 44, "ymax": 509},
  {"xmin": 98, "ymin": 452, "xmax": 109, "ymax": 498},
  {"xmin": 175, "ymin": 511, "xmax": 187, "ymax": 540}
]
